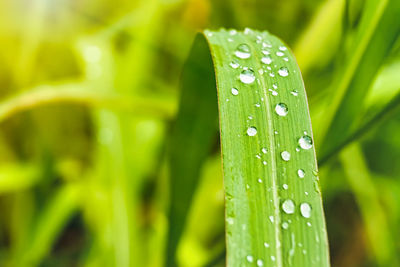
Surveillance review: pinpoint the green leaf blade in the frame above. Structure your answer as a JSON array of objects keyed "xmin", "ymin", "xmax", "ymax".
[
  {"xmin": 205, "ymin": 29, "xmax": 329, "ymax": 267},
  {"xmin": 167, "ymin": 28, "xmax": 330, "ymax": 267}
]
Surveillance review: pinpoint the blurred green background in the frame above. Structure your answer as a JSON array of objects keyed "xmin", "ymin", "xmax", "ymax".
[{"xmin": 0, "ymin": 0, "xmax": 399, "ymax": 266}]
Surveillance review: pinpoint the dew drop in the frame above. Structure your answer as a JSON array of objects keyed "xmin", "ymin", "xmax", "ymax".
[
  {"xmin": 271, "ymin": 256, "xmax": 276, "ymax": 262},
  {"xmin": 275, "ymin": 103, "xmax": 288, "ymax": 116},
  {"xmin": 269, "ymin": 72, "xmax": 275, "ymax": 77},
  {"xmin": 264, "ymin": 242, "xmax": 270, "ymax": 248},
  {"xmin": 235, "ymin": 44, "xmax": 251, "ymax": 59},
  {"xmin": 229, "ymin": 29, "xmax": 237, "ymax": 35},
  {"xmin": 226, "ymin": 217, "xmax": 234, "ymax": 225},
  {"xmin": 231, "ymin": 87, "xmax": 239, "ymax": 95},
  {"xmin": 273, "ymin": 83, "xmax": 278, "ymax": 89},
  {"xmin": 278, "ymin": 67, "xmax": 289, "ymax": 77},
  {"xmin": 307, "ymin": 222, "xmax": 312, "ymax": 227},
  {"xmin": 299, "ymin": 135, "xmax": 313, "ymax": 149},
  {"xmin": 261, "ymin": 55, "xmax": 272, "ymax": 65},
  {"xmin": 255, "ymin": 103, "xmax": 261, "ymax": 107},
  {"xmin": 281, "ymin": 151, "xmax": 290, "ymax": 161},
  {"xmin": 258, "ymin": 69, "xmax": 264, "ymax": 75},
  {"xmin": 239, "ymin": 69, "xmax": 256, "ymax": 84},
  {"xmin": 269, "ymin": 215, "xmax": 274, "ymax": 223},
  {"xmin": 269, "ymin": 89, "xmax": 278, "ymax": 96},
  {"xmin": 230, "ymin": 61, "xmax": 240, "ymax": 69},
  {"xmin": 300, "ymin": 203, "xmax": 312, "ymax": 218},
  {"xmin": 247, "ymin": 127, "xmax": 257, "ymax": 136},
  {"xmin": 247, "ymin": 255, "xmax": 254, "ymax": 263},
  {"xmin": 257, "ymin": 259, "xmax": 264, "ymax": 266},
  {"xmin": 276, "ymin": 51, "xmax": 284, "ymax": 57},
  {"xmin": 262, "ymin": 148, "xmax": 268, "ymax": 154},
  {"xmin": 283, "ymin": 57, "xmax": 289, "ymax": 62},
  {"xmin": 291, "ymin": 90, "xmax": 298, "ymax": 96},
  {"xmin": 258, "ymin": 178, "xmax": 263, "ymax": 183},
  {"xmin": 282, "ymin": 199, "xmax": 295, "ymax": 214},
  {"xmin": 261, "ymin": 49, "xmax": 270, "ymax": 55},
  {"xmin": 283, "ymin": 184, "xmax": 288, "ymax": 190},
  {"xmin": 262, "ymin": 161, "xmax": 267, "ymax": 165},
  {"xmin": 297, "ymin": 169, "xmax": 305, "ymax": 178},
  {"xmin": 282, "ymin": 222, "xmax": 289, "ymax": 229},
  {"xmin": 279, "ymin": 46, "xmax": 287, "ymax": 51}
]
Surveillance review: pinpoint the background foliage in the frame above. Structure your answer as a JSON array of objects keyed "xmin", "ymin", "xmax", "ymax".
[{"xmin": 0, "ymin": 0, "xmax": 399, "ymax": 266}]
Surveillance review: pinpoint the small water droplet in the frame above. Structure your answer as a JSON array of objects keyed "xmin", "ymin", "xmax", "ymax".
[
  {"xmin": 244, "ymin": 28, "xmax": 252, "ymax": 35},
  {"xmin": 282, "ymin": 199, "xmax": 295, "ymax": 214},
  {"xmin": 300, "ymin": 203, "xmax": 312, "ymax": 218},
  {"xmin": 229, "ymin": 29, "xmax": 237, "ymax": 35},
  {"xmin": 262, "ymin": 161, "xmax": 267, "ymax": 165},
  {"xmin": 305, "ymin": 191, "xmax": 309, "ymax": 196},
  {"xmin": 247, "ymin": 127, "xmax": 257, "ymax": 136},
  {"xmin": 227, "ymin": 38, "xmax": 233, "ymax": 42},
  {"xmin": 247, "ymin": 255, "xmax": 254, "ymax": 263},
  {"xmin": 258, "ymin": 69, "xmax": 264, "ymax": 75},
  {"xmin": 282, "ymin": 222, "xmax": 289, "ymax": 229},
  {"xmin": 296, "ymin": 147, "xmax": 300, "ymax": 152},
  {"xmin": 275, "ymin": 103, "xmax": 288, "ymax": 116},
  {"xmin": 240, "ymin": 69, "xmax": 256, "ymax": 84},
  {"xmin": 284, "ymin": 57, "xmax": 289, "ymax": 62},
  {"xmin": 248, "ymin": 115, "xmax": 253, "ymax": 120},
  {"xmin": 264, "ymin": 242, "xmax": 270, "ymax": 248},
  {"xmin": 271, "ymin": 256, "xmax": 276, "ymax": 262},
  {"xmin": 235, "ymin": 44, "xmax": 251, "ymax": 59},
  {"xmin": 262, "ymin": 148, "xmax": 268, "ymax": 154},
  {"xmin": 278, "ymin": 67, "xmax": 289, "ymax": 77},
  {"xmin": 312, "ymin": 169, "xmax": 319, "ymax": 176},
  {"xmin": 291, "ymin": 90, "xmax": 298, "ymax": 96},
  {"xmin": 299, "ymin": 135, "xmax": 313, "ymax": 149},
  {"xmin": 269, "ymin": 215, "xmax": 274, "ymax": 223},
  {"xmin": 281, "ymin": 151, "xmax": 290, "ymax": 161},
  {"xmin": 269, "ymin": 89, "xmax": 278, "ymax": 96},
  {"xmin": 269, "ymin": 72, "xmax": 275, "ymax": 77},
  {"xmin": 279, "ymin": 46, "xmax": 287, "ymax": 51},
  {"xmin": 261, "ymin": 49, "xmax": 270, "ymax": 55},
  {"xmin": 231, "ymin": 88, "xmax": 239, "ymax": 95},
  {"xmin": 256, "ymin": 154, "xmax": 261, "ymax": 159},
  {"xmin": 283, "ymin": 184, "xmax": 288, "ymax": 190},
  {"xmin": 230, "ymin": 61, "xmax": 240, "ymax": 69},
  {"xmin": 276, "ymin": 51, "xmax": 284, "ymax": 57},
  {"xmin": 274, "ymin": 130, "xmax": 278, "ymax": 135},
  {"xmin": 261, "ymin": 55, "xmax": 272, "ymax": 64},
  {"xmin": 226, "ymin": 217, "xmax": 234, "ymax": 225},
  {"xmin": 255, "ymin": 103, "xmax": 261, "ymax": 107},
  {"xmin": 297, "ymin": 169, "xmax": 305, "ymax": 178},
  {"xmin": 258, "ymin": 178, "xmax": 263, "ymax": 183},
  {"xmin": 272, "ymin": 83, "xmax": 278, "ymax": 89},
  {"xmin": 263, "ymin": 42, "xmax": 272, "ymax": 48},
  {"xmin": 257, "ymin": 259, "xmax": 264, "ymax": 266},
  {"xmin": 307, "ymin": 222, "xmax": 312, "ymax": 227}
]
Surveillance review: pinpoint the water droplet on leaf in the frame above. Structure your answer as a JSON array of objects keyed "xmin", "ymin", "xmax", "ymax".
[
  {"xmin": 278, "ymin": 67, "xmax": 289, "ymax": 77},
  {"xmin": 235, "ymin": 44, "xmax": 251, "ymax": 59},
  {"xmin": 240, "ymin": 69, "xmax": 255, "ymax": 84},
  {"xmin": 282, "ymin": 199, "xmax": 295, "ymax": 214},
  {"xmin": 299, "ymin": 135, "xmax": 313, "ymax": 149},
  {"xmin": 275, "ymin": 103, "xmax": 288, "ymax": 116},
  {"xmin": 247, "ymin": 127, "xmax": 257, "ymax": 136}
]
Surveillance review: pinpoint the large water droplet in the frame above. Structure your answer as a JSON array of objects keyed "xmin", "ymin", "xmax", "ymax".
[
  {"xmin": 235, "ymin": 44, "xmax": 251, "ymax": 59},
  {"xmin": 297, "ymin": 169, "xmax": 305, "ymax": 178},
  {"xmin": 281, "ymin": 151, "xmax": 291, "ymax": 161},
  {"xmin": 278, "ymin": 67, "xmax": 289, "ymax": 77},
  {"xmin": 300, "ymin": 203, "xmax": 312, "ymax": 218},
  {"xmin": 247, "ymin": 127, "xmax": 257, "ymax": 136},
  {"xmin": 240, "ymin": 69, "xmax": 255, "ymax": 84},
  {"xmin": 299, "ymin": 135, "xmax": 313, "ymax": 150},
  {"xmin": 282, "ymin": 199, "xmax": 295, "ymax": 214},
  {"xmin": 261, "ymin": 55, "xmax": 272, "ymax": 65},
  {"xmin": 231, "ymin": 88, "xmax": 239, "ymax": 95},
  {"xmin": 275, "ymin": 103, "xmax": 288, "ymax": 116}
]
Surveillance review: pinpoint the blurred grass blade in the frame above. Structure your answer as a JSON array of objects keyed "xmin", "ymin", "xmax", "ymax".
[
  {"xmin": 0, "ymin": 83, "xmax": 176, "ymax": 123},
  {"xmin": 317, "ymin": 0, "xmax": 400, "ymax": 158},
  {"xmin": 340, "ymin": 143, "xmax": 399, "ymax": 266},
  {"xmin": 168, "ymin": 29, "xmax": 329, "ymax": 266},
  {"xmin": 0, "ymin": 164, "xmax": 40, "ymax": 193}
]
